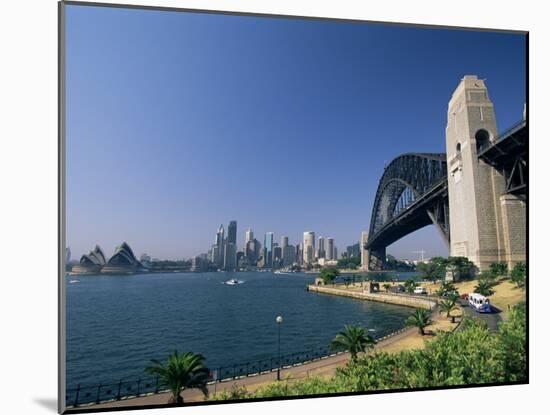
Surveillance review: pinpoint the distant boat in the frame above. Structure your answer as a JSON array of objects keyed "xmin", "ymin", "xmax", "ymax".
[
  {"xmin": 69, "ymin": 280, "xmax": 80, "ymax": 284},
  {"xmin": 224, "ymin": 278, "xmax": 243, "ymax": 285}
]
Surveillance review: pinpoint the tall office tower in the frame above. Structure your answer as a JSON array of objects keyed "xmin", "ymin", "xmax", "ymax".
[
  {"xmin": 334, "ymin": 246, "xmax": 338, "ymax": 260},
  {"xmin": 326, "ymin": 237, "xmax": 335, "ymax": 260},
  {"xmin": 283, "ymin": 244, "xmax": 296, "ymax": 267},
  {"xmin": 317, "ymin": 237, "xmax": 326, "ymax": 259},
  {"xmin": 296, "ymin": 244, "xmax": 303, "ymax": 265},
  {"xmin": 273, "ymin": 246, "xmax": 282, "ymax": 267},
  {"xmin": 228, "ymin": 220, "xmax": 237, "ymax": 246},
  {"xmin": 215, "ymin": 224, "xmax": 225, "ymax": 267},
  {"xmin": 303, "ymin": 231, "xmax": 315, "ymax": 264},
  {"xmin": 346, "ymin": 242, "xmax": 360, "ymax": 258},
  {"xmin": 360, "ymin": 231, "xmax": 369, "ymax": 270},
  {"xmin": 281, "ymin": 236, "xmax": 289, "ymax": 250},
  {"xmin": 211, "ymin": 244, "xmax": 219, "ymax": 264},
  {"xmin": 264, "ymin": 232, "xmax": 274, "ymax": 268},
  {"xmin": 224, "ymin": 242, "xmax": 237, "ymax": 270},
  {"xmin": 245, "ymin": 228, "xmax": 254, "ymax": 244}
]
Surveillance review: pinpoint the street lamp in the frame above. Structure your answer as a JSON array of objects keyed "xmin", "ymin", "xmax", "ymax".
[{"xmin": 276, "ymin": 315, "xmax": 283, "ymax": 381}]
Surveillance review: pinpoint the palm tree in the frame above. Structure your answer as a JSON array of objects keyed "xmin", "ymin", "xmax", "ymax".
[
  {"xmin": 474, "ymin": 279, "xmax": 495, "ymax": 297},
  {"xmin": 330, "ymin": 325, "xmax": 376, "ymax": 362},
  {"xmin": 383, "ymin": 283, "xmax": 391, "ymax": 292},
  {"xmin": 405, "ymin": 308, "xmax": 432, "ymax": 335},
  {"xmin": 439, "ymin": 299, "xmax": 458, "ymax": 318},
  {"xmin": 404, "ymin": 278, "xmax": 418, "ymax": 294},
  {"xmin": 145, "ymin": 351, "xmax": 209, "ymax": 403}
]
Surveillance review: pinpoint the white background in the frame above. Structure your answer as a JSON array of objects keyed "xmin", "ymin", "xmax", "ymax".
[{"xmin": 0, "ymin": 0, "xmax": 547, "ymax": 414}]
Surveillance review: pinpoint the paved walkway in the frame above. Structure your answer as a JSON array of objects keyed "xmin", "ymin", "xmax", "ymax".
[
  {"xmin": 83, "ymin": 326, "xmax": 418, "ymax": 410},
  {"xmin": 459, "ymin": 300, "xmax": 502, "ymax": 332}
]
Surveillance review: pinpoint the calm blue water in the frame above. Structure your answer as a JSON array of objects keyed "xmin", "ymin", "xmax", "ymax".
[{"xmin": 66, "ymin": 271, "xmax": 414, "ymax": 391}]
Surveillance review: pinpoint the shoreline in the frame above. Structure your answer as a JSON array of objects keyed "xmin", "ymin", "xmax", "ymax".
[
  {"xmin": 72, "ymin": 323, "xmax": 428, "ymax": 410},
  {"xmin": 307, "ymin": 284, "xmax": 437, "ymax": 310}
]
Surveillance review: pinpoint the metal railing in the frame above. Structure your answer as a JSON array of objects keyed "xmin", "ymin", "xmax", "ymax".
[
  {"xmin": 65, "ymin": 345, "xmax": 345, "ymax": 407},
  {"xmin": 477, "ymin": 119, "xmax": 526, "ymax": 155}
]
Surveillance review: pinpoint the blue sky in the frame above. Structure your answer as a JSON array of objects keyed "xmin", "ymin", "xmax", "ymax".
[{"xmin": 65, "ymin": 5, "xmax": 526, "ymax": 261}]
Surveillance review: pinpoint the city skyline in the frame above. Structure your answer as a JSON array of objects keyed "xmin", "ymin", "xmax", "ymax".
[{"xmin": 65, "ymin": 6, "xmax": 525, "ymax": 261}]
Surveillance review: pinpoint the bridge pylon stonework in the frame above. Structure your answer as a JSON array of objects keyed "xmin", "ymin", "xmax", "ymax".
[{"xmin": 445, "ymin": 75, "xmax": 526, "ymax": 271}]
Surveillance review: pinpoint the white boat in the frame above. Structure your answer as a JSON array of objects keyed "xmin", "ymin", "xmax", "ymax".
[
  {"xmin": 69, "ymin": 280, "xmax": 80, "ymax": 284},
  {"xmin": 224, "ymin": 278, "xmax": 242, "ymax": 285},
  {"xmin": 468, "ymin": 293, "xmax": 491, "ymax": 313}
]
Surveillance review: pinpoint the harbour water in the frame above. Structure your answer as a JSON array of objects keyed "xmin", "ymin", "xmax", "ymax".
[{"xmin": 66, "ymin": 271, "xmax": 415, "ymax": 392}]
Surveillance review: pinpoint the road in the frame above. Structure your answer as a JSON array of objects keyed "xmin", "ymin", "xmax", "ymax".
[{"xmin": 458, "ymin": 299, "xmax": 502, "ymax": 332}]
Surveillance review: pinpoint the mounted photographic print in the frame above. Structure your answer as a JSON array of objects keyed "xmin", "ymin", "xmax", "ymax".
[{"xmin": 59, "ymin": 1, "xmax": 528, "ymax": 413}]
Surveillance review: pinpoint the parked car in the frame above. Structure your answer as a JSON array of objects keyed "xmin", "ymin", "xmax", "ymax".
[
  {"xmin": 390, "ymin": 284, "xmax": 406, "ymax": 293},
  {"xmin": 414, "ymin": 286, "xmax": 428, "ymax": 295},
  {"xmin": 441, "ymin": 290, "xmax": 459, "ymax": 298}
]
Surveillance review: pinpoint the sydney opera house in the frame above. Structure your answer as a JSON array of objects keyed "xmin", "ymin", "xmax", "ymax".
[{"xmin": 71, "ymin": 242, "xmax": 146, "ymax": 275}]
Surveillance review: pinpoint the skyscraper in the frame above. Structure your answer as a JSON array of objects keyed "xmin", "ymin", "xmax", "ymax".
[
  {"xmin": 281, "ymin": 236, "xmax": 289, "ymax": 250},
  {"xmin": 228, "ymin": 220, "xmax": 237, "ymax": 245},
  {"xmin": 215, "ymin": 224, "xmax": 225, "ymax": 267},
  {"xmin": 326, "ymin": 237, "xmax": 335, "ymax": 260},
  {"xmin": 303, "ymin": 231, "xmax": 315, "ymax": 264},
  {"xmin": 264, "ymin": 232, "xmax": 274, "ymax": 268},
  {"xmin": 245, "ymin": 228, "xmax": 254, "ymax": 244},
  {"xmin": 224, "ymin": 242, "xmax": 237, "ymax": 270},
  {"xmin": 283, "ymin": 244, "xmax": 296, "ymax": 267},
  {"xmin": 317, "ymin": 236, "xmax": 326, "ymax": 259}
]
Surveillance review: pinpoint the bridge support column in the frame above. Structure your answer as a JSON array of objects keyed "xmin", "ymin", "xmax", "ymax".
[
  {"xmin": 445, "ymin": 75, "xmax": 516, "ymax": 271},
  {"xmin": 367, "ymin": 247, "xmax": 386, "ymax": 271}
]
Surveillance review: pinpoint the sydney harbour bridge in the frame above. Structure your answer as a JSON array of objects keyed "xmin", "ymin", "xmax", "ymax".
[{"xmin": 365, "ymin": 76, "xmax": 527, "ymax": 271}]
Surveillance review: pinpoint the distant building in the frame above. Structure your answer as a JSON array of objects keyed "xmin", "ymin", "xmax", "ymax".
[
  {"xmin": 303, "ymin": 231, "xmax": 315, "ymax": 264},
  {"xmin": 346, "ymin": 243, "xmax": 360, "ymax": 258},
  {"xmin": 101, "ymin": 242, "xmax": 144, "ymax": 274},
  {"xmin": 296, "ymin": 244, "xmax": 303, "ymax": 265},
  {"xmin": 334, "ymin": 246, "xmax": 338, "ymax": 260},
  {"xmin": 245, "ymin": 238, "xmax": 261, "ymax": 265},
  {"xmin": 245, "ymin": 228, "xmax": 254, "ymax": 244},
  {"xmin": 224, "ymin": 242, "xmax": 237, "ymax": 270},
  {"xmin": 326, "ymin": 238, "xmax": 335, "ymax": 260},
  {"xmin": 361, "ymin": 231, "xmax": 369, "ymax": 270},
  {"xmin": 228, "ymin": 220, "xmax": 237, "ymax": 246},
  {"xmin": 273, "ymin": 246, "xmax": 282, "ymax": 267},
  {"xmin": 317, "ymin": 237, "xmax": 326, "ymax": 259},
  {"xmin": 72, "ymin": 245, "xmax": 106, "ymax": 274},
  {"xmin": 264, "ymin": 232, "xmax": 274, "ymax": 268},
  {"xmin": 215, "ymin": 225, "xmax": 225, "ymax": 267},
  {"xmin": 66, "ymin": 247, "xmax": 71, "ymax": 264},
  {"xmin": 281, "ymin": 236, "xmax": 289, "ymax": 250},
  {"xmin": 191, "ymin": 256, "xmax": 208, "ymax": 272},
  {"xmin": 283, "ymin": 244, "xmax": 296, "ymax": 267}
]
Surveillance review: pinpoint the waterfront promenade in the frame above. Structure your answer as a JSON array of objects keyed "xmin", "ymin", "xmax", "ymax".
[
  {"xmin": 307, "ymin": 283, "xmax": 437, "ymax": 310},
  {"xmin": 84, "ymin": 310, "xmax": 457, "ymax": 410}
]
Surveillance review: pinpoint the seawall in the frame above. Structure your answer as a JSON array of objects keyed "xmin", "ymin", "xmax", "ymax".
[{"xmin": 307, "ymin": 285, "xmax": 437, "ymax": 310}]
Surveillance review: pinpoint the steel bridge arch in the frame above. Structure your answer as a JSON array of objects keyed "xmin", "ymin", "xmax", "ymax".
[{"xmin": 368, "ymin": 153, "xmax": 447, "ymax": 239}]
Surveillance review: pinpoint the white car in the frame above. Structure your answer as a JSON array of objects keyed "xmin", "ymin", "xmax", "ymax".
[{"xmin": 414, "ymin": 286, "xmax": 428, "ymax": 295}]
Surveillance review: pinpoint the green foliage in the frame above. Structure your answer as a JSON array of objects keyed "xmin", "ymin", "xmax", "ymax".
[
  {"xmin": 319, "ymin": 267, "xmax": 340, "ymax": 284},
  {"xmin": 489, "ymin": 262, "xmax": 508, "ymax": 278},
  {"xmin": 330, "ymin": 325, "xmax": 376, "ymax": 361},
  {"xmin": 439, "ymin": 299, "xmax": 458, "ymax": 318},
  {"xmin": 336, "ymin": 256, "xmax": 361, "ymax": 270},
  {"xmin": 474, "ymin": 279, "xmax": 496, "ymax": 297},
  {"xmin": 211, "ymin": 384, "xmax": 251, "ymax": 401},
  {"xmin": 385, "ymin": 255, "xmax": 415, "ymax": 271},
  {"xmin": 145, "ymin": 351, "xmax": 209, "ymax": 403},
  {"xmin": 403, "ymin": 278, "xmax": 418, "ymax": 294},
  {"xmin": 436, "ymin": 281, "xmax": 458, "ymax": 298},
  {"xmin": 382, "ymin": 283, "xmax": 392, "ymax": 292},
  {"xmin": 510, "ymin": 262, "xmax": 526, "ymax": 288},
  {"xmin": 405, "ymin": 308, "xmax": 432, "ymax": 335},
  {"xmin": 446, "ymin": 256, "xmax": 474, "ymax": 281},
  {"xmin": 236, "ymin": 303, "xmax": 526, "ymax": 399}
]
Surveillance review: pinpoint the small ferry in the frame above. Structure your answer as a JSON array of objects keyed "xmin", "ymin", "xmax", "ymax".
[
  {"xmin": 224, "ymin": 278, "xmax": 243, "ymax": 285},
  {"xmin": 468, "ymin": 293, "xmax": 492, "ymax": 313}
]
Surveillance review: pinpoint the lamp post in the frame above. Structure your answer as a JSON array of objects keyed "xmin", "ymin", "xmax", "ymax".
[{"xmin": 276, "ymin": 315, "xmax": 283, "ymax": 381}]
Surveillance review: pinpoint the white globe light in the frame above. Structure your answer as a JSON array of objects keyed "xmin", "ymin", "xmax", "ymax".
[{"xmin": 276, "ymin": 316, "xmax": 283, "ymax": 324}]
